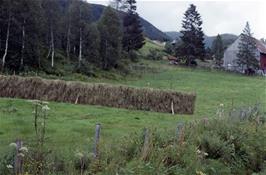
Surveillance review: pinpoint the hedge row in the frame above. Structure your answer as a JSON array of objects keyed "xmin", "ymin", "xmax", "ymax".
[{"xmin": 0, "ymin": 76, "xmax": 196, "ymax": 114}]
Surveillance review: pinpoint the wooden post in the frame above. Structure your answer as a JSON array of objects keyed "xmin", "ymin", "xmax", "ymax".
[
  {"xmin": 201, "ymin": 118, "xmax": 209, "ymax": 126},
  {"xmin": 176, "ymin": 122, "xmax": 184, "ymax": 145},
  {"xmin": 141, "ymin": 128, "xmax": 150, "ymax": 160},
  {"xmin": 75, "ymin": 94, "xmax": 80, "ymax": 104},
  {"xmin": 14, "ymin": 139, "xmax": 23, "ymax": 175},
  {"xmin": 171, "ymin": 101, "xmax": 175, "ymax": 115},
  {"xmin": 93, "ymin": 123, "xmax": 101, "ymax": 159}
]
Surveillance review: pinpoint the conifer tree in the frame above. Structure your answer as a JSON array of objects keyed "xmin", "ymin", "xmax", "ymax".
[
  {"xmin": 179, "ymin": 4, "xmax": 205, "ymax": 66},
  {"xmin": 212, "ymin": 34, "xmax": 224, "ymax": 66},
  {"xmin": 98, "ymin": 6, "xmax": 123, "ymax": 70},
  {"xmin": 236, "ymin": 22, "xmax": 259, "ymax": 71},
  {"xmin": 122, "ymin": 0, "xmax": 145, "ymax": 54}
]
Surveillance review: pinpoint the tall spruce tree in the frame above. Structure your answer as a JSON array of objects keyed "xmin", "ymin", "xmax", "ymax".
[
  {"xmin": 212, "ymin": 34, "xmax": 224, "ymax": 66},
  {"xmin": 122, "ymin": 0, "xmax": 145, "ymax": 55},
  {"xmin": 236, "ymin": 22, "xmax": 259, "ymax": 71},
  {"xmin": 98, "ymin": 6, "xmax": 123, "ymax": 70},
  {"xmin": 179, "ymin": 4, "xmax": 205, "ymax": 66}
]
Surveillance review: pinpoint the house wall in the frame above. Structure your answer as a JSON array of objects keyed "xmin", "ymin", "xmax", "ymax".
[
  {"xmin": 260, "ymin": 53, "xmax": 266, "ymax": 70},
  {"xmin": 223, "ymin": 37, "xmax": 242, "ymax": 71},
  {"xmin": 223, "ymin": 37, "xmax": 260, "ymax": 72}
]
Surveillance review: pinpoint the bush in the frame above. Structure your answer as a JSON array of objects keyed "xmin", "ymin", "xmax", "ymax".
[
  {"xmin": 147, "ymin": 49, "xmax": 163, "ymax": 60},
  {"xmin": 73, "ymin": 60, "xmax": 95, "ymax": 77}
]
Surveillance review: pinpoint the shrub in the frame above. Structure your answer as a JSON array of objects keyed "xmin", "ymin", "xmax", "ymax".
[
  {"xmin": 73, "ymin": 60, "xmax": 95, "ymax": 77},
  {"xmin": 147, "ymin": 49, "xmax": 163, "ymax": 60}
]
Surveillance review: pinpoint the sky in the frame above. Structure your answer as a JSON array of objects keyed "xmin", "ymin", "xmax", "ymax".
[{"xmin": 88, "ymin": 0, "xmax": 266, "ymax": 39}]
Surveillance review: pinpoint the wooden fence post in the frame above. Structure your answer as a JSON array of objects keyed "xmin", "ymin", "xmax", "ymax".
[
  {"xmin": 176, "ymin": 122, "xmax": 185, "ymax": 145},
  {"xmin": 14, "ymin": 139, "xmax": 23, "ymax": 175},
  {"xmin": 171, "ymin": 101, "xmax": 175, "ymax": 115},
  {"xmin": 141, "ymin": 128, "xmax": 150, "ymax": 161},
  {"xmin": 201, "ymin": 118, "xmax": 209, "ymax": 126},
  {"xmin": 93, "ymin": 123, "xmax": 101, "ymax": 159}
]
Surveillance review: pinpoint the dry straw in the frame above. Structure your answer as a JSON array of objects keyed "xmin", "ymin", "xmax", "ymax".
[{"xmin": 0, "ymin": 76, "xmax": 196, "ymax": 114}]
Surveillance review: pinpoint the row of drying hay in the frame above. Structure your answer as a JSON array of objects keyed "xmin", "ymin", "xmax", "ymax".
[{"xmin": 0, "ymin": 76, "xmax": 196, "ymax": 114}]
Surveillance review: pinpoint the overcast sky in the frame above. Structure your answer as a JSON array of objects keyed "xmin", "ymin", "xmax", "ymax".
[{"xmin": 88, "ymin": 0, "xmax": 265, "ymax": 39}]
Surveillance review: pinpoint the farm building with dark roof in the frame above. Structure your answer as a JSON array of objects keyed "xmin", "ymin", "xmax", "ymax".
[{"xmin": 223, "ymin": 37, "xmax": 266, "ymax": 73}]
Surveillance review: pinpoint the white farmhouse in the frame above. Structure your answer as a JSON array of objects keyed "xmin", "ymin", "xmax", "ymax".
[{"xmin": 223, "ymin": 37, "xmax": 266, "ymax": 73}]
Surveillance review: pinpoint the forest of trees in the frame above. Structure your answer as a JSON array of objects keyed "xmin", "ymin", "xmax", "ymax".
[{"xmin": 0, "ymin": 0, "xmax": 145, "ymax": 75}]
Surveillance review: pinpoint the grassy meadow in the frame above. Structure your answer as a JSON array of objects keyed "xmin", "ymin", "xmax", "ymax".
[
  {"xmin": 0, "ymin": 40, "xmax": 265, "ymax": 174},
  {"xmin": 0, "ymin": 60, "xmax": 265, "ymax": 155}
]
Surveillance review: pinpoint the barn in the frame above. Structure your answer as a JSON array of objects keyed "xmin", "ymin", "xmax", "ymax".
[{"xmin": 223, "ymin": 37, "xmax": 266, "ymax": 73}]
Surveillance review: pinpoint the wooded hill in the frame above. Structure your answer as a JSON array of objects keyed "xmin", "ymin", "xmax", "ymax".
[
  {"xmin": 165, "ymin": 31, "xmax": 238, "ymax": 49},
  {"xmin": 0, "ymin": 0, "xmax": 158, "ymax": 75},
  {"xmin": 89, "ymin": 3, "xmax": 171, "ymax": 41}
]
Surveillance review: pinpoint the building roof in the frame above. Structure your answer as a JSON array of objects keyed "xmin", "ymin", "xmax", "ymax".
[
  {"xmin": 225, "ymin": 36, "xmax": 266, "ymax": 54},
  {"xmin": 255, "ymin": 40, "xmax": 266, "ymax": 54}
]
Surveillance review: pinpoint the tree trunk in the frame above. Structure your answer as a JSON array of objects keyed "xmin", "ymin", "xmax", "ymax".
[
  {"xmin": 1, "ymin": 13, "xmax": 11, "ymax": 71},
  {"xmin": 103, "ymin": 40, "xmax": 108, "ymax": 70},
  {"xmin": 66, "ymin": 24, "xmax": 71, "ymax": 60},
  {"xmin": 51, "ymin": 26, "xmax": 55, "ymax": 68},
  {"xmin": 20, "ymin": 19, "xmax": 26, "ymax": 67},
  {"xmin": 78, "ymin": 27, "xmax": 82, "ymax": 68},
  {"xmin": 0, "ymin": 29, "xmax": 2, "ymax": 51}
]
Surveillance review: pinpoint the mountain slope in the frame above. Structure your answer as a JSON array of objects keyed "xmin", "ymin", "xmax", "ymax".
[
  {"xmin": 165, "ymin": 31, "xmax": 238, "ymax": 48},
  {"xmin": 89, "ymin": 3, "xmax": 171, "ymax": 41}
]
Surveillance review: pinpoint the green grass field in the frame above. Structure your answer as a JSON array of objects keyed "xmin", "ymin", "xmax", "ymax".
[{"xmin": 0, "ymin": 60, "xmax": 265, "ymax": 158}]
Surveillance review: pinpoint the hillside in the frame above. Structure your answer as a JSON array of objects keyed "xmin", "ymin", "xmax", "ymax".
[
  {"xmin": 58, "ymin": 0, "xmax": 171, "ymax": 41},
  {"xmin": 165, "ymin": 31, "xmax": 238, "ymax": 48},
  {"xmin": 66, "ymin": 2, "xmax": 171, "ymax": 41}
]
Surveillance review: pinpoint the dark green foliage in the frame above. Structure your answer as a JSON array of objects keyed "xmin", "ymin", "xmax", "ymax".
[
  {"xmin": 212, "ymin": 34, "xmax": 224, "ymax": 66},
  {"xmin": 98, "ymin": 7, "xmax": 123, "ymax": 70},
  {"xmin": 178, "ymin": 4, "xmax": 205, "ymax": 65},
  {"xmin": 164, "ymin": 42, "xmax": 174, "ymax": 55},
  {"xmin": 237, "ymin": 22, "xmax": 259, "ymax": 70},
  {"xmin": 122, "ymin": 0, "xmax": 145, "ymax": 53},
  {"xmin": 0, "ymin": 0, "xmax": 42, "ymax": 72},
  {"xmin": 83, "ymin": 24, "xmax": 100, "ymax": 65},
  {"xmin": 147, "ymin": 49, "xmax": 163, "ymax": 60},
  {"xmin": 0, "ymin": 0, "xmax": 138, "ymax": 75}
]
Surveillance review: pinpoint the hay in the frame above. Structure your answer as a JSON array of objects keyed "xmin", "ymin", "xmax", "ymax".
[{"xmin": 0, "ymin": 75, "xmax": 196, "ymax": 114}]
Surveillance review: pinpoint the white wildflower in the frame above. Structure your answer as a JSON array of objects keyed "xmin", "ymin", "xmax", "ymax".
[
  {"xmin": 28, "ymin": 100, "xmax": 41, "ymax": 105},
  {"xmin": 42, "ymin": 101, "xmax": 49, "ymax": 105},
  {"xmin": 220, "ymin": 103, "xmax": 224, "ymax": 107},
  {"xmin": 75, "ymin": 152, "xmax": 84, "ymax": 159},
  {"xmin": 19, "ymin": 146, "xmax": 28, "ymax": 153},
  {"xmin": 6, "ymin": 164, "xmax": 13, "ymax": 169},
  {"xmin": 9, "ymin": 142, "xmax": 17, "ymax": 148},
  {"xmin": 196, "ymin": 149, "xmax": 201, "ymax": 154},
  {"xmin": 18, "ymin": 153, "xmax": 25, "ymax": 157},
  {"xmin": 42, "ymin": 105, "xmax": 50, "ymax": 111}
]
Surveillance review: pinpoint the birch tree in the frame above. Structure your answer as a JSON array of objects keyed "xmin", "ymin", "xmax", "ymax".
[
  {"xmin": 1, "ymin": 0, "xmax": 12, "ymax": 71},
  {"xmin": 42, "ymin": 0, "xmax": 59, "ymax": 68}
]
